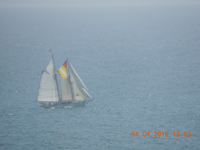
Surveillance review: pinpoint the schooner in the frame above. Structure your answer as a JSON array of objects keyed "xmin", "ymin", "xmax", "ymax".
[{"xmin": 37, "ymin": 55, "xmax": 93, "ymax": 108}]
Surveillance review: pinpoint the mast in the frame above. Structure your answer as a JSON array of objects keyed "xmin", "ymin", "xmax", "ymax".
[
  {"xmin": 68, "ymin": 59, "xmax": 74, "ymax": 101},
  {"xmin": 55, "ymin": 73, "xmax": 60, "ymax": 102},
  {"xmin": 52, "ymin": 55, "xmax": 61, "ymax": 102}
]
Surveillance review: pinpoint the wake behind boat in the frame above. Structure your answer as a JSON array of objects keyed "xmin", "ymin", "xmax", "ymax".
[{"xmin": 37, "ymin": 55, "xmax": 93, "ymax": 108}]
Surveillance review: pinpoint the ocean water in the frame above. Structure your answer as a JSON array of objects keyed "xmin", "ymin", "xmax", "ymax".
[{"xmin": 0, "ymin": 5, "xmax": 200, "ymax": 150}]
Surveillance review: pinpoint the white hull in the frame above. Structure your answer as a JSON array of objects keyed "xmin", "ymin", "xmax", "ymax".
[{"xmin": 40, "ymin": 101, "xmax": 87, "ymax": 108}]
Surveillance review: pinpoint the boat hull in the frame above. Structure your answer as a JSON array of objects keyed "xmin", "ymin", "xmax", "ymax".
[{"xmin": 40, "ymin": 101, "xmax": 86, "ymax": 109}]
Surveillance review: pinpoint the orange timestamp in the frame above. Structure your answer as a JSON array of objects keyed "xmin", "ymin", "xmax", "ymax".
[{"xmin": 131, "ymin": 131, "xmax": 191, "ymax": 137}]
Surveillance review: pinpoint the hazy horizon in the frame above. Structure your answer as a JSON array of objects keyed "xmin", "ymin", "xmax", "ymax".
[{"xmin": 0, "ymin": 0, "xmax": 200, "ymax": 8}]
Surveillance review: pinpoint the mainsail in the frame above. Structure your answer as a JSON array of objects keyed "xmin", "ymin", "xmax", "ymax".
[
  {"xmin": 37, "ymin": 56, "xmax": 60, "ymax": 102},
  {"xmin": 58, "ymin": 60, "xmax": 92, "ymax": 101},
  {"xmin": 58, "ymin": 61, "xmax": 73, "ymax": 101}
]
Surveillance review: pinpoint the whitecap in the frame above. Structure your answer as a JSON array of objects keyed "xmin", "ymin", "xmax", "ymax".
[{"xmin": 64, "ymin": 106, "xmax": 73, "ymax": 109}]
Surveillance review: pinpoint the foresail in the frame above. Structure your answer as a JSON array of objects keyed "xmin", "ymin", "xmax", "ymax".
[
  {"xmin": 37, "ymin": 71, "xmax": 59, "ymax": 102},
  {"xmin": 73, "ymin": 85, "xmax": 92, "ymax": 99},
  {"xmin": 68, "ymin": 62, "xmax": 88, "ymax": 91},
  {"xmin": 68, "ymin": 61, "xmax": 92, "ymax": 101},
  {"xmin": 61, "ymin": 76, "xmax": 73, "ymax": 101},
  {"xmin": 57, "ymin": 60, "xmax": 92, "ymax": 101}
]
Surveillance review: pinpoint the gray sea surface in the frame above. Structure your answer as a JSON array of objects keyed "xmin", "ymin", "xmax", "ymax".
[{"xmin": 0, "ymin": 5, "xmax": 200, "ymax": 150}]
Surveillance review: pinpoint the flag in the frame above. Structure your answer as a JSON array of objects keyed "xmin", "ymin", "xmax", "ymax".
[
  {"xmin": 58, "ymin": 61, "xmax": 67, "ymax": 78},
  {"xmin": 49, "ymin": 49, "xmax": 52, "ymax": 52}
]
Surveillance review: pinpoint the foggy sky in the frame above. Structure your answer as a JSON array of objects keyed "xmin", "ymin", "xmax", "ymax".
[{"xmin": 0, "ymin": 0, "xmax": 200, "ymax": 7}]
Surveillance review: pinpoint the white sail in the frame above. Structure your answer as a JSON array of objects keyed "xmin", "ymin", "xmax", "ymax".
[
  {"xmin": 61, "ymin": 76, "xmax": 73, "ymax": 101},
  {"xmin": 68, "ymin": 62, "xmax": 88, "ymax": 91},
  {"xmin": 37, "ymin": 57, "xmax": 59, "ymax": 102},
  {"xmin": 38, "ymin": 56, "xmax": 93, "ymax": 107},
  {"xmin": 37, "ymin": 71, "xmax": 59, "ymax": 102},
  {"xmin": 46, "ymin": 58, "xmax": 55, "ymax": 77},
  {"xmin": 68, "ymin": 61, "xmax": 92, "ymax": 101},
  {"xmin": 73, "ymin": 85, "xmax": 92, "ymax": 100}
]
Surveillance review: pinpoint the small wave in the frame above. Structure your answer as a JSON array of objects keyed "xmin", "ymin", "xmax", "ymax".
[{"xmin": 64, "ymin": 106, "xmax": 73, "ymax": 109}]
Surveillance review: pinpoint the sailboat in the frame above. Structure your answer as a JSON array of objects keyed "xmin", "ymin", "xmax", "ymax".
[{"xmin": 37, "ymin": 55, "xmax": 93, "ymax": 108}]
